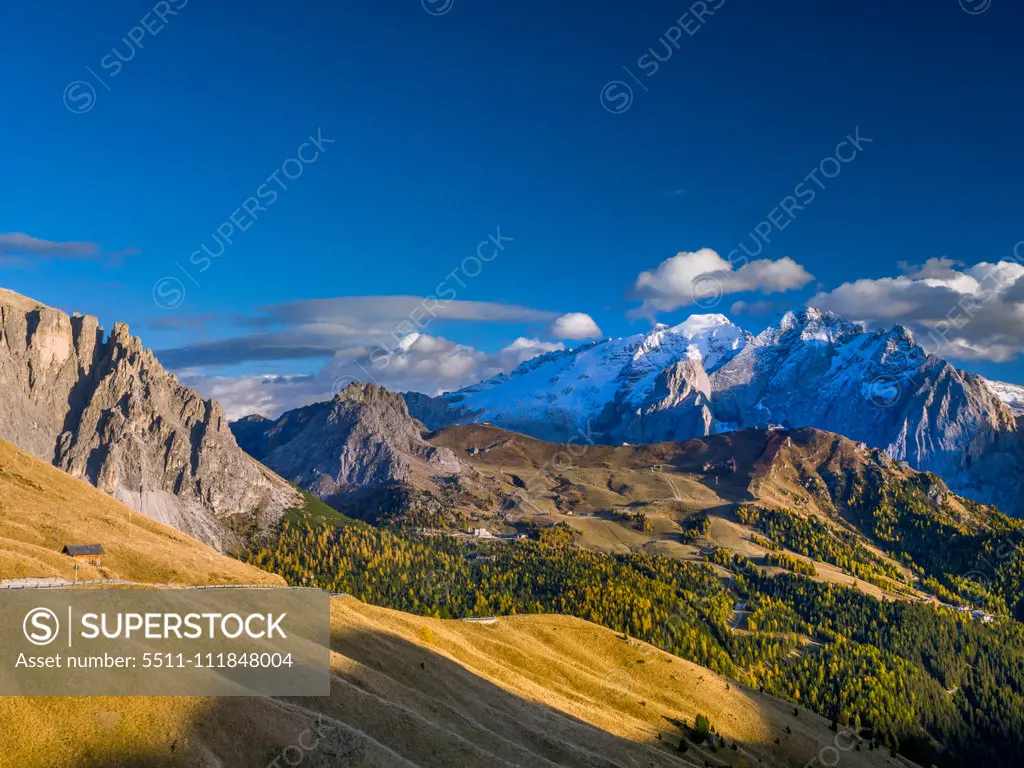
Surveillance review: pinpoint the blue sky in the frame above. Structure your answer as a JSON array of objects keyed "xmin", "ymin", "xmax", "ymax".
[{"xmin": 1, "ymin": 0, "xmax": 1023, "ymax": 416}]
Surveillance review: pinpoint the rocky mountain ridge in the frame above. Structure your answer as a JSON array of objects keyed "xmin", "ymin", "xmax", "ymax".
[
  {"xmin": 233, "ymin": 382, "xmax": 465, "ymax": 513},
  {"xmin": 0, "ymin": 288, "xmax": 300, "ymax": 547}
]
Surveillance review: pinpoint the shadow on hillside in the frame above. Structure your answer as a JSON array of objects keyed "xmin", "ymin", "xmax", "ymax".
[
  {"xmin": 663, "ymin": 430, "xmax": 778, "ymax": 506},
  {"xmin": 4, "ymin": 620, "xmax": 887, "ymax": 768}
]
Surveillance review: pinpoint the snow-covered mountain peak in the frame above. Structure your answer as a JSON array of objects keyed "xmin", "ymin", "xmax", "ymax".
[
  {"xmin": 876, "ymin": 323, "xmax": 925, "ymax": 365},
  {"xmin": 889, "ymin": 323, "xmax": 915, "ymax": 343},
  {"xmin": 772, "ymin": 307, "xmax": 862, "ymax": 346},
  {"xmin": 632, "ymin": 313, "xmax": 746, "ymax": 376},
  {"xmin": 671, "ymin": 313, "xmax": 734, "ymax": 335}
]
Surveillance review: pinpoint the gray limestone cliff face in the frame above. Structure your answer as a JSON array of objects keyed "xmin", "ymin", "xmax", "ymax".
[
  {"xmin": 233, "ymin": 382, "xmax": 462, "ymax": 508},
  {"xmin": 598, "ymin": 358, "xmax": 714, "ymax": 445},
  {"xmin": 632, "ymin": 358, "xmax": 715, "ymax": 443},
  {"xmin": 0, "ymin": 290, "xmax": 300, "ymax": 548}
]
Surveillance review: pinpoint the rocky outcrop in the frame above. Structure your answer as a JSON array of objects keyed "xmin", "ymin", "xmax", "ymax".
[
  {"xmin": 232, "ymin": 382, "xmax": 462, "ymax": 510},
  {"xmin": 0, "ymin": 288, "xmax": 301, "ymax": 548},
  {"xmin": 632, "ymin": 358, "xmax": 715, "ymax": 443}
]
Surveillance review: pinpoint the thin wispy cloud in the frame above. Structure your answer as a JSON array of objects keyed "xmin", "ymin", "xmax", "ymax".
[
  {"xmin": 251, "ymin": 296, "xmax": 560, "ymax": 328},
  {"xmin": 142, "ymin": 312, "xmax": 220, "ymax": 332},
  {"xmin": 157, "ymin": 296, "xmax": 600, "ymax": 369},
  {"xmin": 0, "ymin": 233, "xmax": 98, "ymax": 260},
  {"xmin": 0, "ymin": 232, "xmax": 139, "ymax": 266},
  {"xmin": 730, "ymin": 299, "xmax": 789, "ymax": 318}
]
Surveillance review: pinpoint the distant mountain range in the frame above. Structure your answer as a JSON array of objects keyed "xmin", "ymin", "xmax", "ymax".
[
  {"xmin": 404, "ymin": 308, "xmax": 1024, "ymax": 516},
  {"xmin": 0, "ymin": 288, "xmax": 300, "ymax": 548},
  {"xmin": 5, "ymin": 283, "xmax": 1024, "ymax": 538}
]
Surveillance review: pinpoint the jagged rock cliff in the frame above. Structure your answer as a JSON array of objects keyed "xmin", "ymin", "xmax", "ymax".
[
  {"xmin": 0, "ymin": 288, "xmax": 301, "ymax": 547},
  {"xmin": 232, "ymin": 382, "xmax": 462, "ymax": 510}
]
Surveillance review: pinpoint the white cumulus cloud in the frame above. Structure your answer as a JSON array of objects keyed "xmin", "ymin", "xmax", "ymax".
[
  {"xmin": 628, "ymin": 248, "xmax": 813, "ymax": 316},
  {"xmin": 547, "ymin": 312, "xmax": 602, "ymax": 339},
  {"xmin": 812, "ymin": 257, "xmax": 1024, "ymax": 362}
]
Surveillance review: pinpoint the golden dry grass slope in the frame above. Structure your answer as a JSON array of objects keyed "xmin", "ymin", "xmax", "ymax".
[
  {"xmin": 0, "ymin": 597, "xmax": 920, "ymax": 768},
  {"xmin": 0, "ymin": 434, "xmax": 920, "ymax": 767},
  {"xmin": 0, "ymin": 437, "xmax": 281, "ymax": 586}
]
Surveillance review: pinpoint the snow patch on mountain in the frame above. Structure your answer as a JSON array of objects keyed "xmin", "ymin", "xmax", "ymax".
[{"xmin": 983, "ymin": 378, "xmax": 1024, "ymax": 415}]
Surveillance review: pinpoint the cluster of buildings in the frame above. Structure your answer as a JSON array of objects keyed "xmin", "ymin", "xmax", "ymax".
[
  {"xmin": 960, "ymin": 606, "xmax": 995, "ymax": 624},
  {"xmin": 469, "ymin": 527, "xmax": 526, "ymax": 541},
  {"xmin": 920, "ymin": 593, "xmax": 995, "ymax": 623}
]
